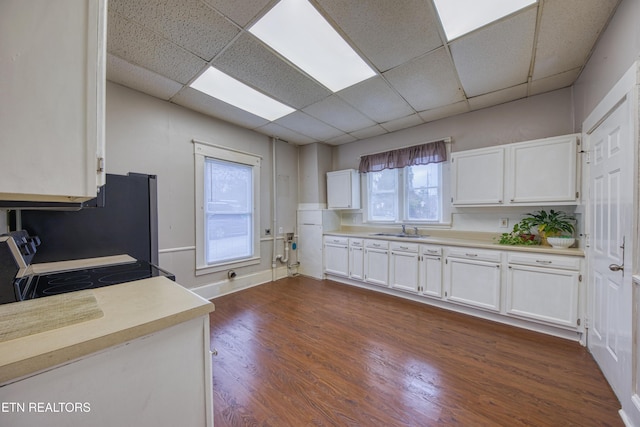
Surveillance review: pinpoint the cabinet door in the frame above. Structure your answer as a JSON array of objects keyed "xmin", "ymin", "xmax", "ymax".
[
  {"xmin": 420, "ymin": 256, "xmax": 443, "ymax": 298},
  {"xmin": 506, "ymin": 265, "xmax": 579, "ymax": 328},
  {"xmin": 508, "ymin": 135, "xmax": 578, "ymax": 203},
  {"xmin": 364, "ymin": 248, "xmax": 389, "ymax": 287},
  {"xmin": 349, "ymin": 246, "xmax": 364, "ymax": 280},
  {"xmin": 390, "ymin": 250, "xmax": 419, "ymax": 293},
  {"xmin": 327, "ymin": 170, "xmax": 360, "ymax": 209},
  {"xmin": 446, "ymin": 258, "xmax": 501, "ymax": 312},
  {"xmin": 324, "ymin": 243, "xmax": 349, "ymax": 277},
  {"xmin": 298, "ymin": 225, "xmax": 323, "ymax": 279},
  {"xmin": 0, "ymin": 0, "xmax": 106, "ymax": 202},
  {"xmin": 451, "ymin": 148, "xmax": 504, "ymax": 205}
]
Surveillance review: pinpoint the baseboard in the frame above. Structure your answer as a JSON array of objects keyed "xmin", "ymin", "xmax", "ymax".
[{"xmin": 190, "ymin": 267, "xmax": 289, "ymax": 300}]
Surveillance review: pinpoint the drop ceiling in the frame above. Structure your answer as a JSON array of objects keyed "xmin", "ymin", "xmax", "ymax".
[{"xmin": 106, "ymin": 0, "xmax": 620, "ymax": 145}]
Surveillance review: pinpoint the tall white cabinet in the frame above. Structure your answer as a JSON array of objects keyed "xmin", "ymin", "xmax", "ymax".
[
  {"xmin": 0, "ymin": 0, "xmax": 106, "ymax": 202},
  {"xmin": 297, "ymin": 210, "xmax": 340, "ymax": 279}
]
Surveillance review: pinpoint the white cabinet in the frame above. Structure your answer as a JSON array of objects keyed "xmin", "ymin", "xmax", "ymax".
[
  {"xmin": 349, "ymin": 239, "xmax": 365, "ymax": 280},
  {"xmin": 389, "ymin": 242, "xmax": 420, "ymax": 293},
  {"xmin": 0, "ymin": 317, "xmax": 213, "ymax": 427},
  {"xmin": 419, "ymin": 245, "xmax": 443, "ymax": 298},
  {"xmin": 506, "ymin": 253, "xmax": 581, "ymax": 329},
  {"xmin": 298, "ymin": 210, "xmax": 340, "ymax": 279},
  {"xmin": 508, "ymin": 135, "xmax": 579, "ymax": 203},
  {"xmin": 451, "ymin": 134, "xmax": 579, "ymax": 206},
  {"xmin": 0, "ymin": 0, "xmax": 106, "ymax": 203},
  {"xmin": 451, "ymin": 148, "xmax": 505, "ymax": 205},
  {"xmin": 327, "ymin": 169, "xmax": 361, "ymax": 209},
  {"xmin": 445, "ymin": 248, "xmax": 502, "ymax": 312},
  {"xmin": 324, "ymin": 236, "xmax": 349, "ymax": 277},
  {"xmin": 364, "ymin": 240, "xmax": 389, "ymax": 287}
]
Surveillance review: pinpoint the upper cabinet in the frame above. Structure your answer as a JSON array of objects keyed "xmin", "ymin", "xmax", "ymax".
[
  {"xmin": 0, "ymin": 0, "xmax": 107, "ymax": 203},
  {"xmin": 451, "ymin": 134, "xmax": 580, "ymax": 207},
  {"xmin": 327, "ymin": 169, "xmax": 360, "ymax": 210}
]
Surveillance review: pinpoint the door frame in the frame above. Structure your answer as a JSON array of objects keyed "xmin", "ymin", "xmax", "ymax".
[{"xmin": 583, "ymin": 60, "xmax": 639, "ymax": 427}]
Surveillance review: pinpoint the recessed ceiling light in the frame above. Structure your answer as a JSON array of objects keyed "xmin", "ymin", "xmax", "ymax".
[
  {"xmin": 433, "ymin": 0, "xmax": 537, "ymax": 41},
  {"xmin": 190, "ymin": 67, "xmax": 295, "ymax": 121},
  {"xmin": 249, "ymin": 0, "xmax": 376, "ymax": 92}
]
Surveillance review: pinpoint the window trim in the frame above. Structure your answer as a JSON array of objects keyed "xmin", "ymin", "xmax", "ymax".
[{"xmin": 193, "ymin": 140, "xmax": 261, "ymax": 275}]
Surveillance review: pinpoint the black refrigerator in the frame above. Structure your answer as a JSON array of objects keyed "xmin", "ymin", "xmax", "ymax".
[{"xmin": 16, "ymin": 173, "xmax": 159, "ymax": 265}]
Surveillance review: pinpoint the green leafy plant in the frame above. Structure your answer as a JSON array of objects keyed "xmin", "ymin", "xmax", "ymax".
[
  {"xmin": 497, "ymin": 220, "xmax": 540, "ymax": 246},
  {"xmin": 524, "ymin": 209, "xmax": 575, "ymax": 236}
]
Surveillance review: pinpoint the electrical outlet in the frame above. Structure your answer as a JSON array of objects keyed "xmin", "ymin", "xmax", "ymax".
[
  {"xmin": 499, "ymin": 218, "xmax": 509, "ymax": 228},
  {"xmin": 278, "ymin": 227, "xmax": 283, "ymax": 235},
  {"xmin": 265, "ymin": 228, "xmax": 271, "ymax": 236}
]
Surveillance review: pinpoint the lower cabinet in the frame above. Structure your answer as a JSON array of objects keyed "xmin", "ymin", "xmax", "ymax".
[
  {"xmin": 349, "ymin": 239, "xmax": 365, "ymax": 280},
  {"xmin": 389, "ymin": 242, "xmax": 420, "ymax": 293},
  {"xmin": 324, "ymin": 236, "xmax": 349, "ymax": 277},
  {"xmin": 364, "ymin": 240, "xmax": 389, "ymax": 287},
  {"xmin": 445, "ymin": 248, "xmax": 502, "ymax": 312},
  {"xmin": 419, "ymin": 245, "xmax": 443, "ymax": 298},
  {"xmin": 506, "ymin": 253, "xmax": 581, "ymax": 329}
]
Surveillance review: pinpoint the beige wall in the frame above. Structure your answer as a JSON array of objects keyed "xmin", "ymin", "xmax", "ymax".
[
  {"xmin": 298, "ymin": 142, "xmax": 332, "ymax": 207},
  {"xmin": 105, "ymin": 82, "xmax": 298, "ymax": 289}
]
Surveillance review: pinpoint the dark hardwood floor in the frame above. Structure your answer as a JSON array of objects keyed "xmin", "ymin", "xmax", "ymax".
[{"xmin": 209, "ymin": 276, "xmax": 622, "ymax": 426}]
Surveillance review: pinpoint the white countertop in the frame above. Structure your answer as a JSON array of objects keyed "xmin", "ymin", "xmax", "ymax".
[
  {"xmin": 324, "ymin": 228, "xmax": 585, "ymax": 257},
  {"xmin": 0, "ymin": 277, "xmax": 214, "ymax": 384}
]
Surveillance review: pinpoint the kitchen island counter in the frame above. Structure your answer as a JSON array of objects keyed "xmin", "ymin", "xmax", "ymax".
[{"xmin": 0, "ymin": 276, "xmax": 214, "ymax": 384}]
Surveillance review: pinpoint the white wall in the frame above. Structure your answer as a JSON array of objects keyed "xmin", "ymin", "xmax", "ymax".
[
  {"xmin": 105, "ymin": 82, "xmax": 298, "ymax": 289},
  {"xmin": 332, "ymin": 88, "xmax": 576, "ymax": 233}
]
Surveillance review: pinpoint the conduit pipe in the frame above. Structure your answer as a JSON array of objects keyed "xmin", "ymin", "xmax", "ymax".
[{"xmin": 271, "ymin": 137, "xmax": 278, "ymax": 281}]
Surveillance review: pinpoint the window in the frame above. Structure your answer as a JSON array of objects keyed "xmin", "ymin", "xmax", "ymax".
[
  {"xmin": 194, "ymin": 141, "xmax": 261, "ymax": 274},
  {"xmin": 367, "ymin": 163, "xmax": 445, "ymax": 223}
]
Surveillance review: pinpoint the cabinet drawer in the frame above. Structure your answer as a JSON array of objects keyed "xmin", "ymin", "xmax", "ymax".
[
  {"xmin": 365, "ymin": 240, "xmax": 389, "ymax": 249},
  {"xmin": 390, "ymin": 242, "xmax": 419, "ymax": 253},
  {"xmin": 447, "ymin": 248, "xmax": 501, "ymax": 263},
  {"xmin": 324, "ymin": 236, "xmax": 348, "ymax": 246},
  {"xmin": 421, "ymin": 245, "xmax": 442, "ymax": 256},
  {"xmin": 349, "ymin": 238, "xmax": 364, "ymax": 247},
  {"xmin": 507, "ymin": 253, "xmax": 581, "ymax": 270}
]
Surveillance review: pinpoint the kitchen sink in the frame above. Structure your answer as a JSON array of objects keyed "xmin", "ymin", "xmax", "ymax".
[{"xmin": 370, "ymin": 233, "xmax": 429, "ymax": 239}]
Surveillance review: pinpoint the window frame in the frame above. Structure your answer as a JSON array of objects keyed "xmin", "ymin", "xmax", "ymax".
[
  {"xmin": 193, "ymin": 140, "xmax": 261, "ymax": 275},
  {"xmin": 363, "ymin": 161, "xmax": 451, "ymax": 226}
]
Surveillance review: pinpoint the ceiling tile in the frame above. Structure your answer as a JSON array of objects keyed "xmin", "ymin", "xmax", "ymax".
[
  {"xmin": 302, "ymin": 95, "xmax": 376, "ymax": 133},
  {"xmin": 106, "ymin": 54, "xmax": 183, "ymax": 100},
  {"xmin": 384, "ymin": 47, "xmax": 465, "ymax": 111},
  {"xmin": 468, "ymin": 84, "xmax": 528, "ymax": 111},
  {"xmin": 326, "ymin": 133, "xmax": 358, "ymax": 146},
  {"xmin": 202, "ymin": 0, "xmax": 272, "ymax": 27},
  {"xmin": 533, "ymin": 0, "xmax": 619, "ymax": 80},
  {"xmin": 380, "ymin": 114, "xmax": 424, "ymax": 132},
  {"xmin": 107, "ymin": 11, "xmax": 207, "ymax": 84},
  {"xmin": 419, "ymin": 101, "xmax": 470, "ymax": 123},
  {"xmin": 254, "ymin": 122, "xmax": 318, "ymax": 145},
  {"xmin": 530, "ymin": 68, "xmax": 581, "ymax": 96},
  {"xmin": 108, "ymin": 0, "xmax": 240, "ymax": 61},
  {"xmin": 350, "ymin": 124, "xmax": 388, "ymax": 140},
  {"xmin": 338, "ymin": 77, "xmax": 414, "ymax": 123},
  {"xmin": 315, "ymin": 0, "xmax": 443, "ymax": 72},
  {"xmin": 275, "ymin": 111, "xmax": 345, "ymax": 141},
  {"xmin": 212, "ymin": 33, "xmax": 331, "ymax": 109},
  {"xmin": 450, "ymin": 8, "xmax": 537, "ymax": 97},
  {"xmin": 171, "ymin": 87, "xmax": 269, "ymax": 129}
]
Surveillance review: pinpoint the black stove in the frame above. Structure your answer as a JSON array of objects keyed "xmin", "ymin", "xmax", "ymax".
[{"xmin": 1, "ymin": 230, "xmax": 175, "ymax": 305}]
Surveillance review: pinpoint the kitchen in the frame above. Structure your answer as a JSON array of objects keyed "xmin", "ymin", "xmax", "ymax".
[{"xmin": 1, "ymin": 0, "xmax": 639, "ymax": 425}]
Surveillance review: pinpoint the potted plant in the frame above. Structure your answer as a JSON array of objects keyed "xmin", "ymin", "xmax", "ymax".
[
  {"xmin": 497, "ymin": 219, "xmax": 540, "ymax": 246},
  {"xmin": 523, "ymin": 209, "xmax": 575, "ymax": 246}
]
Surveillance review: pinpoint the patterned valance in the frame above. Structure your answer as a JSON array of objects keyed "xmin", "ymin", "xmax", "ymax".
[{"xmin": 358, "ymin": 140, "xmax": 448, "ymax": 173}]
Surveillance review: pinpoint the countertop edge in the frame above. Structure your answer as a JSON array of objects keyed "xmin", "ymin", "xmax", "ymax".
[{"xmin": 0, "ymin": 277, "xmax": 214, "ymax": 385}]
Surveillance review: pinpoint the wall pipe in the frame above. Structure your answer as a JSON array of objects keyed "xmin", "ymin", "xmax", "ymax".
[{"xmin": 271, "ymin": 137, "xmax": 278, "ymax": 281}]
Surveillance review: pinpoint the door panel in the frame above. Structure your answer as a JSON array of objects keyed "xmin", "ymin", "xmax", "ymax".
[{"xmin": 587, "ymin": 94, "xmax": 633, "ymax": 407}]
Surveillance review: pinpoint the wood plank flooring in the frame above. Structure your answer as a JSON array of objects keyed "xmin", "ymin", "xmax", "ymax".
[{"xmin": 209, "ymin": 276, "xmax": 622, "ymax": 426}]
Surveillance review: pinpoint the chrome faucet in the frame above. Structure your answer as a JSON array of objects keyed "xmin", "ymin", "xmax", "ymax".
[
  {"xmin": 414, "ymin": 226, "xmax": 419, "ymax": 235},
  {"xmin": 401, "ymin": 224, "xmax": 406, "ymax": 234}
]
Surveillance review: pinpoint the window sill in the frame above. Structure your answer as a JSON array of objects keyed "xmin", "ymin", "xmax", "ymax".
[{"xmin": 195, "ymin": 257, "xmax": 261, "ymax": 276}]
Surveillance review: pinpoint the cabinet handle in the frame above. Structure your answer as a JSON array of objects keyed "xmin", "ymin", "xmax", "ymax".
[
  {"xmin": 426, "ymin": 249, "xmax": 439, "ymax": 254},
  {"xmin": 372, "ymin": 243, "xmax": 381, "ymax": 247},
  {"xmin": 465, "ymin": 253, "xmax": 478, "ymax": 257},
  {"xmin": 535, "ymin": 260, "xmax": 552, "ymax": 264},
  {"xmin": 399, "ymin": 246, "xmax": 409, "ymax": 250}
]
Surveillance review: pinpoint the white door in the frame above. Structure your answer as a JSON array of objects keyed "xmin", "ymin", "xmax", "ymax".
[
  {"xmin": 587, "ymin": 93, "xmax": 634, "ymax": 407},
  {"xmin": 297, "ymin": 224, "xmax": 323, "ymax": 279}
]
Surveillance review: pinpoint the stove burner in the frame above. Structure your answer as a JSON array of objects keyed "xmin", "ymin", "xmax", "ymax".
[{"xmin": 98, "ymin": 270, "xmax": 153, "ymax": 285}]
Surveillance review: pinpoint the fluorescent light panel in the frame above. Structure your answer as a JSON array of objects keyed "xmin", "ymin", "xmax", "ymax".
[
  {"xmin": 190, "ymin": 67, "xmax": 295, "ymax": 121},
  {"xmin": 433, "ymin": 0, "xmax": 537, "ymax": 41},
  {"xmin": 249, "ymin": 0, "xmax": 376, "ymax": 92}
]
